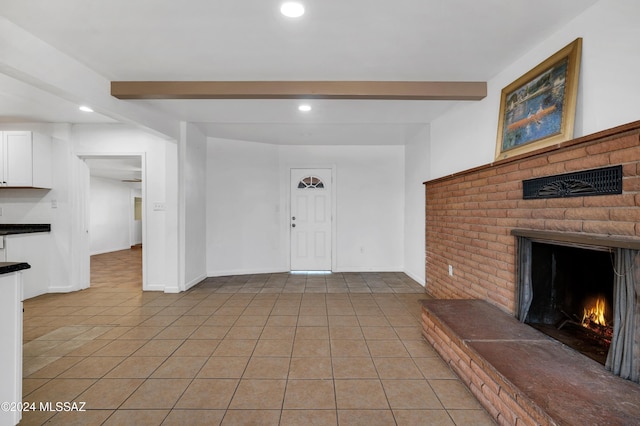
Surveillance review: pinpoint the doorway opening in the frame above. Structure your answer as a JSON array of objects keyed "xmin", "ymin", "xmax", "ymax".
[{"xmin": 80, "ymin": 155, "xmax": 146, "ymax": 289}]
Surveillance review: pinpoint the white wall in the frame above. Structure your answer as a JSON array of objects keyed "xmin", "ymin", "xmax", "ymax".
[
  {"xmin": 280, "ymin": 145, "xmax": 405, "ymax": 272},
  {"xmin": 0, "ymin": 188, "xmax": 52, "ymax": 224},
  {"xmin": 73, "ymin": 124, "xmax": 178, "ymax": 291},
  {"xmin": 89, "ymin": 176, "xmax": 131, "ymax": 255},
  {"xmin": 181, "ymin": 123, "xmax": 207, "ymax": 290},
  {"xmin": 404, "ymin": 126, "xmax": 430, "ymax": 285},
  {"xmin": 206, "ymin": 138, "xmax": 405, "ymax": 276},
  {"xmin": 430, "ymin": 0, "xmax": 640, "ymax": 178},
  {"xmin": 207, "ymin": 138, "xmax": 283, "ymax": 275}
]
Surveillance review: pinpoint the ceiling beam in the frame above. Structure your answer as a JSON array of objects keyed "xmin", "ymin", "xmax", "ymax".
[{"xmin": 111, "ymin": 81, "xmax": 487, "ymax": 101}]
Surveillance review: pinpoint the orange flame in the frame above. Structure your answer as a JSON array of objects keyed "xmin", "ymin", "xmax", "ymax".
[{"xmin": 582, "ymin": 296, "xmax": 607, "ymax": 327}]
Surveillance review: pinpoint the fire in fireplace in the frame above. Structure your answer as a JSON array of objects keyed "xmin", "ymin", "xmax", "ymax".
[{"xmin": 582, "ymin": 295, "xmax": 607, "ymax": 328}]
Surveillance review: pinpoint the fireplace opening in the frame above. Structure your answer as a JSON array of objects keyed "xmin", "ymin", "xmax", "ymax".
[
  {"xmin": 525, "ymin": 242, "xmax": 614, "ymax": 365},
  {"xmin": 515, "ymin": 230, "xmax": 640, "ymax": 383}
]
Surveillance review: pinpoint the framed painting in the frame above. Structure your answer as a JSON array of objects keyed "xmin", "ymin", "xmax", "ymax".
[{"xmin": 495, "ymin": 38, "xmax": 582, "ymax": 160}]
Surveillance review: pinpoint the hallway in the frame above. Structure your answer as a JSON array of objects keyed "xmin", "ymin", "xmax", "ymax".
[{"xmin": 20, "ymin": 249, "xmax": 494, "ymax": 425}]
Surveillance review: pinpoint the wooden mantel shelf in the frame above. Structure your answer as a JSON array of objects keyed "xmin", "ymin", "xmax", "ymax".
[
  {"xmin": 423, "ymin": 119, "xmax": 640, "ymax": 186},
  {"xmin": 511, "ymin": 229, "xmax": 640, "ymax": 250}
]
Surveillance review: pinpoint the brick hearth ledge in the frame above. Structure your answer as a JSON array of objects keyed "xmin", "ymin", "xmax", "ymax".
[{"xmin": 421, "ymin": 299, "xmax": 640, "ymax": 426}]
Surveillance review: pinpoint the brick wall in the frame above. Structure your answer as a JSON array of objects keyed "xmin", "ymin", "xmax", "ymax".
[{"xmin": 424, "ymin": 121, "xmax": 640, "ymax": 314}]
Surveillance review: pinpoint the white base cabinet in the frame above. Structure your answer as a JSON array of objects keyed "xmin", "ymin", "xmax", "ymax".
[
  {"xmin": 4, "ymin": 233, "xmax": 50, "ymax": 300},
  {"xmin": 0, "ymin": 270, "xmax": 23, "ymax": 426}
]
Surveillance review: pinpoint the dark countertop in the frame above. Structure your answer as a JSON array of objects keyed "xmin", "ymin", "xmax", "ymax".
[
  {"xmin": 0, "ymin": 224, "xmax": 51, "ymax": 236},
  {"xmin": 0, "ymin": 262, "xmax": 31, "ymax": 275}
]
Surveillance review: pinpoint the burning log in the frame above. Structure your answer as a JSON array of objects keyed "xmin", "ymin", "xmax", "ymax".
[
  {"xmin": 582, "ymin": 319, "xmax": 613, "ymax": 345},
  {"xmin": 556, "ymin": 309, "xmax": 612, "ymax": 347}
]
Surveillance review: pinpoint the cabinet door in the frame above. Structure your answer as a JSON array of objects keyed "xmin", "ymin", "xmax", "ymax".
[
  {"xmin": 0, "ymin": 272, "xmax": 23, "ymax": 426},
  {"xmin": 5, "ymin": 233, "xmax": 50, "ymax": 299},
  {"xmin": 2, "ymin": 131, "xmax": 33, "ymax": 187}
]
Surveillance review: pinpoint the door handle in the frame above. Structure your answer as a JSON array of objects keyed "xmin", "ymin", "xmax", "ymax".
[{"xmin": 291, "ymin": 224, "xmax": 296, "ymax": 228}]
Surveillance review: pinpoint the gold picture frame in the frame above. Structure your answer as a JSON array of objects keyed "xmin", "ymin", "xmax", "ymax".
[{"xmin": 495, "ymin": 38, "xmax": 582, "ymax": 160}]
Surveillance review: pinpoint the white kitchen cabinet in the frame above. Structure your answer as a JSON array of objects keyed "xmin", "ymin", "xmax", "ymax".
[
  {"xmin": 4, "ymin": 233, "xmax": 50, "ymax": 300},
  {"xmin": 0, "ymin": 267, "xmax": 25, "ymax": 426},
  {"xmin": 0, "ymin": 131, "xmax": 52, "ymax": 188}
]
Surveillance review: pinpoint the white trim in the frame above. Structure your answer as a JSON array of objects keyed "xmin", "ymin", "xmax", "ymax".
[
  {"xmin": 404, "ymin": 269, "xmax": 426, "ymax": 286},
  {"xmin": 140, "ymin": 153, "xmax": 148, "ymax": 290},
  {"xmin": 185, "ymin": 273, "xmax": 207, "ymax": 291},
  {"xmin": 178, "ymin": 123, "xmax": 186, "ymax": 292},
  {"xmin": 76, "ymin": 152, "xmax": 148, "ymax": 290},
  {"xmin": 207, "ymin": 268, "xmax": 288, "ymax": 277},
  {"xmin": 90, "ymin": 246, "xmax": 133, "ymax": 256},
  {"xmin": 145, "ymin": 284, "xmax": 165, "ymax": 292},
  {"xmin": 47, "ymin": 284, "xmax": 79, "ymax": 293},
  {"xmin": 333, "ymin": 266, "xmax": 405, "ymax": 273}
]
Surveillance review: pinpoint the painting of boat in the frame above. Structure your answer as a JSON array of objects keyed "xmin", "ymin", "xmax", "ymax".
[
  {"xmin": 496, "ymin": 38, "xmax": 582, "ymax": 160},
  {"xmin": 507, "ymin": 104, "xmax": 556, "ymax": 131},
  {"xmin": 501, "ymin": 59, "xmax": 567, "ymax": 151}
]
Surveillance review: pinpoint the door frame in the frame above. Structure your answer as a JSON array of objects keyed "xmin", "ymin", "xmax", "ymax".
[
  {"xmin": 285, "ymin": 165, "xmax": 337, "ymax": 272},
  {"xmin": 76, "ymin": 152, "xmax": 147, "ymax": 290}
]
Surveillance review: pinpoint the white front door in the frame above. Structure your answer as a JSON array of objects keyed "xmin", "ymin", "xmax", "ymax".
[{"xmin": 290, "ymin": 168, "xmax": 332, "ymax": 271}]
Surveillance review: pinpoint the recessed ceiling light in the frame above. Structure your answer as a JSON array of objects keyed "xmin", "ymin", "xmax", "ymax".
[
  {"xmin": 79, "ymin": 105, "xmax": 94, "ymax": 112},
  {"xmin": 298, "ymin": 104, "xmax": 312, "ymax": 112},
  {"xmin": 280, "ymin": 2, "xmax": 305, "ymax": 18}
]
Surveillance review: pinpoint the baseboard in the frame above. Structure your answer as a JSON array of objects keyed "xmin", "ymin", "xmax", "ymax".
[
  {"xmin": 208, "ymin": 267, "xmax": 411, "ymax": 277},
  {"xmin": 143, "ymin": 283, "xmax": 165, "ymax": 292},
  {"xmin": 47, "ymin": 284, "xmax": 78, "ymax": 294},
  {"xmin": 207, "ymin": 267, "xmax": 288, "ymax": 277},
  {"xmin": 90, "ymin": 246, "xmax": 132, "ymax": 256},
  {"xmin": 333, "ymin": 266, "xmax": 404, "ymax": 273},
  {"xmin": 403, "ymin": 269, "xmax": 426, "ymax": 286},
  {"xmin": 185, "ymin": 273, "xmax": 207, "ymax": 291}
]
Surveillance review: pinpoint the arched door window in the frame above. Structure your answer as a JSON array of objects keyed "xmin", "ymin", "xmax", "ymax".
[{"xmin": 297, "ymin": 176, "xmax": 325, "ymax": 189}]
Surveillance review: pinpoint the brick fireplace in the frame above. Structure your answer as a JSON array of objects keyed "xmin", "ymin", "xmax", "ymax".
[
  {"xmin": 423, "ymin": 120, "xmax": 640, "ymax": 424},
  {"xmin": 424, "ymin": 120, "xmax": 640, "ymax": 313}
]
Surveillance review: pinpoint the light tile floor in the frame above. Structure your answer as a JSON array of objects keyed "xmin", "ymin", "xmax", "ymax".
[{"xmin": 20, "ymin": 248, "xmax": 495, "ymax": 425}]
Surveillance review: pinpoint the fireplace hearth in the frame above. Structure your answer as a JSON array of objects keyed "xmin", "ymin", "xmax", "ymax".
[{"xmin": 421, "ymin": 299, "xmax": 640, "ymax": 425}]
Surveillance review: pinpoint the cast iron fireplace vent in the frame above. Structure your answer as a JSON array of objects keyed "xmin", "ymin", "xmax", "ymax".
[{"xmin": 523, "ymin": 165, "xmax": 622, "ymax": 199}]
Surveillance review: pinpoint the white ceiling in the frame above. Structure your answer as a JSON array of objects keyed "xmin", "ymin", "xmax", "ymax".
[
  {"xmin": 83, "ymin": 156, "xmax": 142, "ymax": 182},
  {"xmin": 0, "ymin": 73, "xmax": 116, "ymax": 124},
  {"xmin": 0, "ymin": 0, "xmax": 600, "ymax": 147}
]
